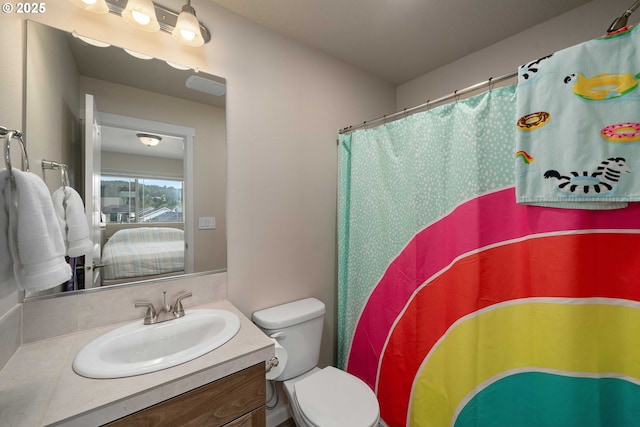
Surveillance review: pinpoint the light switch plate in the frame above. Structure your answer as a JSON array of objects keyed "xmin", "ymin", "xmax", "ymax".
[{"xmin": 198, "ymin": 216, "xmax": 216, "ymax": 229}]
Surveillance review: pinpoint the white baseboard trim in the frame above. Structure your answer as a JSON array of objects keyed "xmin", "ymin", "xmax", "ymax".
[
  {"xmin": 266, "ymin": 402, "xmax": 291, "ymax": 427},
  {"xmin": 266, "ymin": 380, "xmax": 292, "ymax": 427}
]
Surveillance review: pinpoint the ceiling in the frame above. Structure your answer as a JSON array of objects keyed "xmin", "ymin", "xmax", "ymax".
[{"xmin": 208, "ymin": 0, "xmax": 593, "ymax": 85}]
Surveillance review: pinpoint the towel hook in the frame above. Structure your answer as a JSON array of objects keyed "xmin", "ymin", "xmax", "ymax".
[
  {"xmin": 61, "ymin": 165, "xmax": 69, "ymax": 188},
  {"xmin": 42, "ymin": 159, "xmax": 69, "ymax": 188},
  {"xmin": 2, "ymin": 126, "xmax": 30, "ymax": 176}
]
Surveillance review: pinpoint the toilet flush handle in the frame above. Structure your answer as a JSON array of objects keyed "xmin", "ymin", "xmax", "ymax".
[
  {"xmin": 266, "ymin": 357, "xmax": 279, "ymax": 372},
  {"xmin": 270, "ymin": 332, "xmax": 286, "ymax": 340}
]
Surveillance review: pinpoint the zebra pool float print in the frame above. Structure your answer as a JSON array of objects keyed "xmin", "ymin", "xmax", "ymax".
[{"xmin": 543, "ymin": 157, "xmax": 631, "ymax": 194}]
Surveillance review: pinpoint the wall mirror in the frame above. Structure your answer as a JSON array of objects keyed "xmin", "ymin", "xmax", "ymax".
[{"xmin": 23, "ymin": 20, "xmax": 226, "ymax": 300}]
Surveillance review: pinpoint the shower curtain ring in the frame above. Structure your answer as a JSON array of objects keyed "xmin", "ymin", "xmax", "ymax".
[
  {"xmin": 488, "ymin": 77, "xmax": 494, "ymax": 92},
  {"xmin": 454, "ymin": 90, "xmax": 460, "ymax": 103}
]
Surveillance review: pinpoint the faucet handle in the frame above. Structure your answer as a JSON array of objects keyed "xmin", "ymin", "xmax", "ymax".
[
  {"xmin": 173, "ymin": 292, "xmax": 193, "ymax": 317},
  {"xmin": 135, "ymin": 302, "xmax": 157, "ymax": 324}
]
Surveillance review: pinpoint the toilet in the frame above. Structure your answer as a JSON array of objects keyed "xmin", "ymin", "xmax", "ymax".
[{"xmin": 252, "ymin": 297, "xmax": 380, "ymax": 427}]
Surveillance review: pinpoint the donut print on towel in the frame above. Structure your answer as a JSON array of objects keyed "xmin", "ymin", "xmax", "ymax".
[
  {"xmin": 601, "ymin": 122, "xmax": 640, "ymax": 143},
  {"xmin": 517, "ymin": 112, "xmax": 550, "ymax": 130}
]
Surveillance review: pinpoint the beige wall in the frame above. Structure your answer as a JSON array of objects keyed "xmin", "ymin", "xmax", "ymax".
[
  {"xmin": 397, "ymin": 0, "xmax": 630, "ymax": 109},
  {"xmin": 25, "ymin": 20, "xmax": 82, "ymax": 194},
  {"xmin": 0, "ymin": 1, "xmax": 395, "ymax": 368}
]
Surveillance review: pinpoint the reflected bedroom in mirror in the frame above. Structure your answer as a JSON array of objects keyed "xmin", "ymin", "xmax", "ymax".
[{"xmin": 22, "ymin": 20, "xmax": 227, "ymax": 300}]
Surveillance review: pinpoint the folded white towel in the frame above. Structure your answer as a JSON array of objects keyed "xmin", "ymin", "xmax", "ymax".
[
  {"xmin": 6, "ymin": 169, "xmax": 71, "ymax": 292},
  {"xmin": 52, "ymin": 186, "xmax": 93, "ymax": 257},
  {"xmin": 0, "ymin": 171, "xmax": 15, "ymax": 289}
]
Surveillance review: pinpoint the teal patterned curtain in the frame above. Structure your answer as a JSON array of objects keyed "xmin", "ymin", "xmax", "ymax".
[{"xmin": 337, "ymin": 85, "xmax": 517, "ymax": 369}]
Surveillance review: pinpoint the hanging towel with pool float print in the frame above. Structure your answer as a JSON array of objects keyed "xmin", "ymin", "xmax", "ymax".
[{"xmin": 515, "ymin": 24, "xmax": 640, "ymax": 209}]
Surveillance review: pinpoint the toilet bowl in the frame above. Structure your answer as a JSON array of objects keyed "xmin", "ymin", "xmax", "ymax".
[
  {"xmin": 283, "ymin": 367, "xmax": 379, "ymax": 427},
  {"xmin": 252, "ymin": 298, "xmax": 380, "ymax": 427}
]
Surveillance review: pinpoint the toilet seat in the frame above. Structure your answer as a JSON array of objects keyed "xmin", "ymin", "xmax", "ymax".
[{"xmin": 293, "ymin": 366, "xmax": 379, "ymax": 427}]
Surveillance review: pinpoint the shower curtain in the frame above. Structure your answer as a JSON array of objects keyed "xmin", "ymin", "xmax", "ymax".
[{"xmin": 337, "ymin": 85, "xmax": 640, "ymax": 427}]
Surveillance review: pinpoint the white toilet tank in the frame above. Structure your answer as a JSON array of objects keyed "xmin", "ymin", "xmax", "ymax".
[{"xmin": 252, "ymin": 298, "xmax": 325, "ymax": 381}]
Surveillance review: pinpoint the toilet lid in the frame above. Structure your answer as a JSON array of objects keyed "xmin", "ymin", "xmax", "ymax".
[{"xmin": 294, "ymin": 366, "xmax": 379, "ymax": 427}]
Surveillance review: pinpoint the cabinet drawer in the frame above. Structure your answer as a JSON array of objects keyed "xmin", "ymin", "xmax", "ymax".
[
  {"xmin": 225, "ymin": 406, "xmax": 266, "ymax": 427},
  {"xmin": 105, "ymin": 363, "xmax": 266, "ymax": 427}
]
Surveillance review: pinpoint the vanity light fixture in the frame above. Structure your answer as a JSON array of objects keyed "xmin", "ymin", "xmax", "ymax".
[
  {"xmin": 68, "ymin": 0, "xmax": 211, "ymax": 46},
  {"xmin": 173, "ymin": 0, "xmax": 205, "ymax": 47},
  {"xmin": 137, "ymin": 133, "xmax": 162, "ymax": 147},
  {"xmin": 68, "ymin": 0, "xmax": 109, "ymax": 14}
]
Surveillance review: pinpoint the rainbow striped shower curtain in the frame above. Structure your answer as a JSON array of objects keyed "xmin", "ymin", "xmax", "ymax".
[{"xmin": 337, "ymin": 85, "xmax": 640, "ymax": 427}]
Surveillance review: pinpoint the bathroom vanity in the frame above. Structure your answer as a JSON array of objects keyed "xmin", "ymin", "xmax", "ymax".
[
  {"xmin": 106, "ymin": 363, "xmax": 266, "ymax": 426},
  {"xmin": 0, "ymin": 296, "xmax": 273, "ymax": 426}
]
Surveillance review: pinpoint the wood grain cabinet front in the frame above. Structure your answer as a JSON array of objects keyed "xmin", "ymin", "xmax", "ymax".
[{"xmin": 105, "ymin": 363, "xmax": 266, "ymax": 427}]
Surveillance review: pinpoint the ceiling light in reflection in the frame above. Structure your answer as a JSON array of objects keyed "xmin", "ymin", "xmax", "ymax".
[{"xmin": 137, "ymin": 133, "xmax": 162, "ymax": 147}]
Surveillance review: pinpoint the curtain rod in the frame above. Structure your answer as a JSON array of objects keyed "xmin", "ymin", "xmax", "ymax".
[
  {"xmin": 338, "ymin": 0, "xmax": 640, "ymax": 136},
  {"xmin": 338, "ymin": 71, "xmax": 518, "ymax": 135}
]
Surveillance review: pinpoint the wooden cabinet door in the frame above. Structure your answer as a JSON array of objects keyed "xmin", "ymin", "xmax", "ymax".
[{"xmin": 105, "ymin": 363, "xmax": 266, "ymax": 427}]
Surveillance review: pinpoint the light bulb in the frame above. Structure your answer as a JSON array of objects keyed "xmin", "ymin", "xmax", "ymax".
[
  {"xmin": 172, "ymin": 3, "xmax": 205, "ymax": 47},
  {"xmin": 122, "ymin": 0, "xmax": 160, "ymax": 32},
  {"xmin": 132, "ymin": 10, "xmax": 151, "ymax": 26},
  {"xmin": 180, "ymin": 29, "xmax": 196, "ymax": 41},
  {"xmin": 68, "ymin": 0, "xmax": 108, "ymax": 14}
]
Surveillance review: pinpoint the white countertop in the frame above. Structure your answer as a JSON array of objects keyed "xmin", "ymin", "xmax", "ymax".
[{"xmin": 0, "ymin": 300, "xmax": 274, "ymax": 427}]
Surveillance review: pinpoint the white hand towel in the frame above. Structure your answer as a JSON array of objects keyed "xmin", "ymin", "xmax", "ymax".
[
  {"xmin": 52, "ymin": 186, "xmax": 93, "ymax": 257},
  {"xmin": 7, "ymin": 169, "xmax": 71, "ymax": 292},
  {"xmin": 0, "ymin": 171, "xmax": 15, "ymax": 288}
]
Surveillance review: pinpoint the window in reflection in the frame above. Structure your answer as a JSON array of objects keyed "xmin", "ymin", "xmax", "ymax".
[{"xmin": 101, "ymin": 176, "xmax": 183, "ymax": 223}]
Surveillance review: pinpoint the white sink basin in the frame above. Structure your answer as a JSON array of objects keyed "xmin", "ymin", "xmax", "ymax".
[{"xmin": 72, "ymin": 309, "xmax": 241, "ymax": 379}]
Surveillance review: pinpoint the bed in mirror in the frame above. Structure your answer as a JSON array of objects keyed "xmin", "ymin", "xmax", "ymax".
[{"xmin": 23, "ymin": 20, "xmax": 226, "ymax": 300}]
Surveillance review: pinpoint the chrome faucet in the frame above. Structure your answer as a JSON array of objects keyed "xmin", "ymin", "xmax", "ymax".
[{"xmin": 135, "ymin": 291, "xmax": 193, "ymax": 325}]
